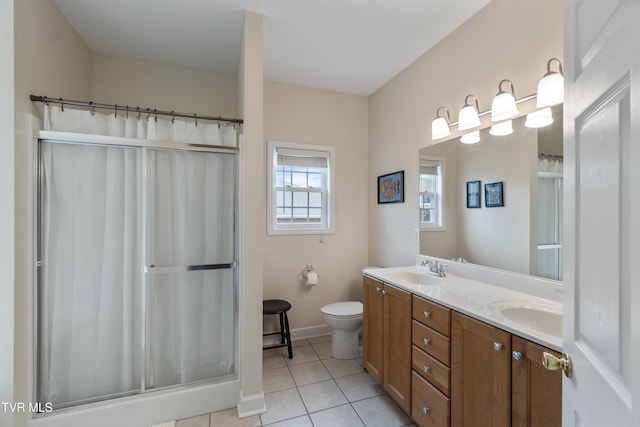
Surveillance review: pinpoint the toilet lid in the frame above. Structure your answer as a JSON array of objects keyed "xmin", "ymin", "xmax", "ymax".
[{"xmin": 321, "ymin": 301, "xmax": 363, "ymax": 317}]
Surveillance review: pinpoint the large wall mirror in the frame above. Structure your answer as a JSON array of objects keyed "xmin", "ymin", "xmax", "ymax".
[{"xmin": 419, "ymin": 105, "xmax": 563, "ymax": 281}]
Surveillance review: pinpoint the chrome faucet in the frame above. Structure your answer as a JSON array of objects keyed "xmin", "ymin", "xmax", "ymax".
[{"xmin": 421, "ymin": 259, "xmax": 447, "ymax": 277}]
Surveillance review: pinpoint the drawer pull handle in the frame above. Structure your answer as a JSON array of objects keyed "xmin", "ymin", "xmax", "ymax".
[
  {"xmin": 424, "ymin": 310, "xmax": 431, "ymax": 318},
  {"xmin": 512, "ymin": 351, "xmax": 523, "ymax": 360},
  {"xmin": 423, "ymin": 365, "xmax": 431, "ymax": 374},
  {"xmin": 422, "ymin": 407, "xmax": 430, "ymax": 415},
  {"xmin": 423, "ymin": 338, "xmax": 431, "ymax": 345},
  {"xmin": 493, "ymin": 342, "xmax": 503, "ymax": 351}
]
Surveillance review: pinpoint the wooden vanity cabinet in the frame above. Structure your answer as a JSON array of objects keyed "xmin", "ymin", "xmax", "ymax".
[
  {"xmin": 411, "ymin": 296, "xmax": 451, "ymax": 427},
  {"xmin": 511, "ymin": 336, "xmax": 562, "ymax": 427},
  {"xmin": 451, "ymin": 311, "xmax": 511, "ymax": 427},
  {"xmin": 451, "ymin": 312, "xmax": 562, "ymax": 427},
  {"xmin": 362, "ymin": 275, "xmax": 412, "ymax": 413}
]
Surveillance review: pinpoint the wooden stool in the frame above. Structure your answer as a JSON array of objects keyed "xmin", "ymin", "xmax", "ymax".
[{"xmin": 263, "ymin": 299, "xmax": 293, "ymax": 359}]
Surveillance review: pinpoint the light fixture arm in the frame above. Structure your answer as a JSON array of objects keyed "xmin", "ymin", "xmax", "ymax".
[
  {"xmin": 497, "ymin": 79, "xmax": 516, "ymax": 97},
  {"xmin": 463, "ymin": 94, "xmax": 479, "ymax": 111},
  {"xmin": 435, "ymin": 106, "xmax": 451, "ymax": 123},
  {"xmin": 545, "ymin": 57, "xmax": 563, "ymax": 76}
]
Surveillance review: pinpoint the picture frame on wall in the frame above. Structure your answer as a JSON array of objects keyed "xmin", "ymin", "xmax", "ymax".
[
  {"xmin": 378, "ymin": 171, "xmax": 404, "ymax": 204},
  {"xmin": 466, "ymin": 180, "xmax": 481, "ymax": 208},
  {"xmin": 485, "ymin": 181, "xmax": 504, "ymax": 207}
]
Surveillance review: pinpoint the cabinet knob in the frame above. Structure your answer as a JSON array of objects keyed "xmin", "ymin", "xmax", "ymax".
[
  {"xmin": 493, "ymin": 342, "xmax": 503, "ymax": 351},
  {"xmin": 381, "ymin": 289, "xmax": 388, "ymax": 296},
  {"xmin": 375, "ymin": 287, "xmax": 381, "ymax": 292},
  {"xmin": 423, "ymin": 311, "xmax": 431, "ymax": 318},
  {"xmin": 423, "ymin": 365, "xmax": 431, "ymax": 374},
  {"xmin": 422, "ymin": 407, "xmax": 430, "ymax": 415},
  {"xmin": 423, "ymin": 338, "xmax": 431, "ymax": 345},
  {"xmin": 512, "ymin": 351, "xmax": 523, "ymax": 360}
]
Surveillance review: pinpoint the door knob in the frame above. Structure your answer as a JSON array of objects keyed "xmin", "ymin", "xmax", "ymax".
[{"xmin": 542, "ymin": 352, "xmax": 573, "ymax": 378}]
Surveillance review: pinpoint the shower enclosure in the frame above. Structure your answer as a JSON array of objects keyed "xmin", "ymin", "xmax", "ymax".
[{"xmin": 36, "ymin": 135, "xmax": 238, "ymax": 410}]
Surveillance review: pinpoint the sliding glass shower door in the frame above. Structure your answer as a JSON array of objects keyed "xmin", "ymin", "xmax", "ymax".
[{"xmin": 37, "ymin": 139, "xmax": 237, "ymax": 410}]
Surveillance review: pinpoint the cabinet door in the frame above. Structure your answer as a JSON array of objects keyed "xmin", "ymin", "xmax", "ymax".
[
  {"xmin": 451, "ymin": 312, "xmax": 511, "ymax": 427},
  {"xmin": 362, "ymin": 276, "xmax": 384, "ymax": 383},
  {"xmin": 383, "ymin": 283, "xmax": 412, "ymax": 414},
  {"xmin": 511, "ymin": 336, "xmax": 561, "ymax": 427}
]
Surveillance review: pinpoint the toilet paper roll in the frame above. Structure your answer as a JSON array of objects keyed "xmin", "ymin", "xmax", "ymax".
[{"xmin": 305, "ymin": 272, "xmax": 319, "ymax": 286}]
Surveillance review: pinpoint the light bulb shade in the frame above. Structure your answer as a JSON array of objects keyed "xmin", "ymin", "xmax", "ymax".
[
  {"xmin": 536, "ymin": 73, "xmax": 564, "ymax": 107},
  {"xmin": 536, "ymin": 58, "xmax": 564, "ymax": 108},
  {"xmin": 490, "ymin": 120, "xmax": 513, "ymax": 136},
  {"xmin": 491, "ymin": 79, "xmax": 519, "ymax": 122},
  {"xmin": 525, "ymin": 107, "xmax": 553, "ymax": 128},
  {"xmin": 460, "ymin": 130, "xmax": 480, "ymax": 144},
  {"xmin": 432, "ymin": 116, "xmax": 451, "ymax": 139}
]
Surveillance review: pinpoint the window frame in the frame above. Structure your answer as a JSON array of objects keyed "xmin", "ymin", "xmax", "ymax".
[
  {"xmin": 267, "ymin": 140, "xmax": 335, "ymax": 235},
  {"xmin": 419, "ymin": 156, "xmax": 446, "ymax": 231}
]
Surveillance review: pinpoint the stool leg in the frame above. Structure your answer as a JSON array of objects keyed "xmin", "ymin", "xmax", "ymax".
[
  {"xmin": 283, "ymin": 311, "xmax": 293, "ymax": 359},
  {"xmin": 278, "ymin": 312, "xmax": 286, "ymax": 344}
]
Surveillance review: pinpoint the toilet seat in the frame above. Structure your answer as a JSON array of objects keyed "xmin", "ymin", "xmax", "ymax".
[{"xmin": 321, "ymin": 301, "xmax": 363, "ymax": 317}]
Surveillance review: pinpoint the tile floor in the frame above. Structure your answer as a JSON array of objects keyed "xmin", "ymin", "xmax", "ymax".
[{"xmin": 176, "ymin": 335, "xmax": 416, "ymax": 427}]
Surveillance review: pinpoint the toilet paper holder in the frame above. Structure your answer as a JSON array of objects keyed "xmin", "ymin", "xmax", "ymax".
[{"xmin": 301, "ymin": 265, "xmax": 319, "ymax": 285}]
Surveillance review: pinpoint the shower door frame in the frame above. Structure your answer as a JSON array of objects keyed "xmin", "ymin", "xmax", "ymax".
[{"xmin": 33, "ymin": 131, "xmax": 240, "ymax": 412}]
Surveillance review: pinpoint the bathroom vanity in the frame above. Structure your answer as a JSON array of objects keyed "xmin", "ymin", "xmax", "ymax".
[{"xmin": 362, "ymin": 257, "xmax": 563, "ymax": 427}]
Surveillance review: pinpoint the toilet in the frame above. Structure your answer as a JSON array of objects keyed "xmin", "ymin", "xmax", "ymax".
[{"xmin": 320, "ymin": 301, "xmax": 363, "ymax": 359}]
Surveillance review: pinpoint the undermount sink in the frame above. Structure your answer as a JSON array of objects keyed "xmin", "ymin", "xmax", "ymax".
[
  {"xmin": 385, "ymin": 270, "xmax": 443, "ymax": 286},
  {"xmin": 491, "ymin": 301, "xmax": 562, "ymax": 338}
]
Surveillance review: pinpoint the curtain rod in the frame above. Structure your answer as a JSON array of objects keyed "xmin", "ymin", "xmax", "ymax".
[{"xmin": 30, "ymin": 95, "xmax": 244, "ymax": 125}]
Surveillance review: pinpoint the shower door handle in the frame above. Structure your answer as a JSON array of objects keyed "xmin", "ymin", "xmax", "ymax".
[{"xmin": 145, "ymin": 262, "xmax": 236, "ymax": 274}]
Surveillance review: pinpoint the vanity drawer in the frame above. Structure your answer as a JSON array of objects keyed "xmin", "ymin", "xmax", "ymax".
[
  {"xmin": 412, "ymin": 295, "xmax": 451, "ymax": 336},
  {"xmin": 412, "ymin": 320, "xmax": 450, "ymax": 365},
  {"xmin": 412, "ymin": 345, "xmax": 450, "ymax": 396},
  {"xmin": 412, "ymin": 371, "xmax": 450, "ymax": 427}
]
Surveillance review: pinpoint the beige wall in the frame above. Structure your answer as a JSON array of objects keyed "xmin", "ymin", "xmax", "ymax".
[
  {"xmin": 263, "ymin": 81, "xmax": 369, "ymax": 330},
  {"xmin": 91, "ymin": 54, "xmax": 238, "ymax": 117},
  {"xmin": 368, "ymin": 0, "xmax": 562, "ymax": 267}
]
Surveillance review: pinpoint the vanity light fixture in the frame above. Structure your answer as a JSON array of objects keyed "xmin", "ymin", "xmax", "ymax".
[
  {"xmin": 525, "ymin": 107, "xmax": 554, "ymax": 128},
  {"xmin": 431, "ymin": 107, "xmax": 452, "ymax": 140},
  {"xmin": 460, "ymin": 130, "xmax": 480, "ymax": 144},
  {"xmin": 458, "ymin": 95, "xmax": 481, "ymax": 131},
  {"xmin": 490, "ymin": 120, "xmax": 513, "ymax": 136},
  {"xmin": 491, "ymin": 79, "xmax": 519, "ymax": 121},
  {"xmin": 536, "ymin": 58, "xmax": 564, "ymax": 108}
]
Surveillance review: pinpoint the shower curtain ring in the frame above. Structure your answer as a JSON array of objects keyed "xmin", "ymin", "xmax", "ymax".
[
  {"xmin": 171, "ymin": 111, "xmax": 175, "ymax": 124},
  {"xmin": 136, "ymin": 107, "xmax": 141, "ymax": 121},
  {"xmin": 89, "ymin": 102, "xmax": 95, "ymax": 116},
  {"xmin": 125, "ymin": 105, "xmax": 129, "ymax": 119},
  {"xmin": 114, "ymin": 104, "xmax": 118, "ymax": 118},
  {"xmin": 59, "ymin": 97, "xmax": 64, "ymax": 111},
  {"xmin": 194, "ymin": 113, "xmax": 198, "ymax": 127},
  {"xmin": 154, "ymin": 108, "xmax": 158, "ymax": 122}
]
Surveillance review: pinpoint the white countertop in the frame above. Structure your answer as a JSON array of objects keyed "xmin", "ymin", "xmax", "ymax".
[{"xmin": 363, "ymin": 259, "xmax": 563, "ymax": 352}]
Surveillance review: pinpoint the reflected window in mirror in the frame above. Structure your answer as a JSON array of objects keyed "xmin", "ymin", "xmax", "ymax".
[{"xmin": 419, "ymin": 157, "xmax": 445, "ymax": 230}]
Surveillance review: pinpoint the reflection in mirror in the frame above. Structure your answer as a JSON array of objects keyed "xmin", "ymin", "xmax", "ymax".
[{"xmin": 419, "ymin": 105, "xmax": 562, "ymax": 281}]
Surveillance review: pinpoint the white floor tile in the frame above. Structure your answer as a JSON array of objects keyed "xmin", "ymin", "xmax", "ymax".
[
  {"xmin": 263, "ymin": 349, "xmax": 288, "ymax": 371},
  {"xmin": 335, "ymin": 372, "xmax": 384, "ymax": 402},
  {"xmin": 176, "ymin": 414, "xmax": 207, "ymax": 427},
  {"xmin": 264, "ymin": 415, "xmax": 313, "ymax": 427},
  {"xmin": 297, "ymin": 380, "xmax": 348, "ymax": 413},
  {"xmin": 310, "ymin": 341, "xmax": 332, "ymax": 359},
  {"xmin": 289, "ymin": 360, "xmax": 332, "ymax": 386},
  {"xmin": 309, "ymin": 404, "xmax": 365, "ymax": 427},
  {"xmin": 283, "ymin": 345, "xmax": 319, "ymax": 366},
  {"xmin": 351, "ymin": 395, "xmax": 411, "ymax": 427},
  {"xmin": 307, "ymin": 334, "xmax": 331, "ymax": 344},
  {"xmin": 322, "ymin": 358, "xmax": 364, "ymax": 378},
  {"xmin": 260, "ymin": 388, "xmax": 307, "ymax": 425},
  {"xmin": 263, "ymin": 366, "xmax": 296, "ymax": 394},
  {"xmin": 208, "ymin": 408, "xmax": 261, "ymax": 427}
]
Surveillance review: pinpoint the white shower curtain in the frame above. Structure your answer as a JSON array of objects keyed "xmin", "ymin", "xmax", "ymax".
[{"xmin": 38, "ymin": 106, "xmax": 237, "ymax": 408}]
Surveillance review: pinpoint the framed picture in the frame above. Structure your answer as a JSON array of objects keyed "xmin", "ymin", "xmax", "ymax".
[
  {"xmin": 378, "ymin": 171, "xmax": 404, "ymax": 204},
  {"xmin": 466, "ymin": 180, "xmax": 481, "ymax": 208},
  {"xmin": 485, "ymin": 181, "xmax": 504, "ymax": 207}
]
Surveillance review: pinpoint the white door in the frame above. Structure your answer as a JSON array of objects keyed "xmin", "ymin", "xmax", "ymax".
[{"xmin": 563, "ymin": 0, "xmax": 640, "ymax": 425}]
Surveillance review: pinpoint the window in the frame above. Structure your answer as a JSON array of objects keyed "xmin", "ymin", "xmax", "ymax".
[
  {"xmin": 419, "ymin": 157, "xmax": 445, "ymax": 230},
  {"xmin": 268, "ymin": 140, "xmax": 335, "ymax": 235}
]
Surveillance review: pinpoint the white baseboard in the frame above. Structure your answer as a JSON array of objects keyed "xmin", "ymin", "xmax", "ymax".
[
  {"xmin": 262, "ymin": 324, "xmax": 331, "ymax": 346},
  {"xmin": 237, "ymin": 390, "xmax": 266, "ymax": 418}
]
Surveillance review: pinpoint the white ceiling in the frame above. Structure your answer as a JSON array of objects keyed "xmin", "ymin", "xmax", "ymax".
[{"xmin": 53, "ymin": 0, "xmax": 491, "ymax": 96}]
